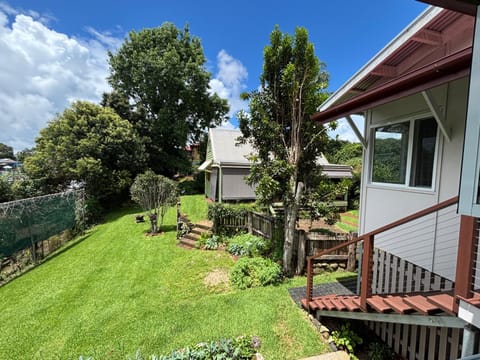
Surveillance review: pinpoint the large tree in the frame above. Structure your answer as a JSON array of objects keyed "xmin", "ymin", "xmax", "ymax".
[
  {"xmin": 0, "ymin": 143, "xmax": 14, "ymax": 159},
  {"xmin": 238, "ymin": 26, "xmax": 331, "ymax": 275},
  {"xmin": 108, "ymin": 23, "xmax": 229, "ymax": 176},
  {"xmin": 24, "ymin": 101, "xmax": 146, "ymax": 209}
]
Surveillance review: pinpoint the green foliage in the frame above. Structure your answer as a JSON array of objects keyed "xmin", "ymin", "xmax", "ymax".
[
  {"xmin": 227, "ymin": 234, "xmax": 269, "ymax": 257},
  {"xmin": 230, "ymin": 257, "xmax": 282, "ymax": 289},
  {"xmin": 108, "ymin": 23, "xmax": 229, "ymax": 177},
  {"xmin": 117, "ymin": 336, "xmax": 259, "ymax": 360},
  {"xmin": 367, "ymin": 341, "xmax": 395, "ymax": 360},
  {"xmin": 331, "ymin": 323, "xmax": 363, "ymax": 360},
  {"xmin": 0, "ymin": 143, "xmax": 14, "ymax": 159},
  {"xmin": 204, "ymin": 235, "xmax": 222, "ymax": 250},
  {"xmin": 15, "ymin": 148, "xmax": 34, "ymax": 163},
  {"xmin": 0, "ymin": 175, "xmax": 13, "ymax": 203},
  {"xmin": 178, "ymin": 174, "xmax": 204, "ymax": 195},
  {"xmin": 24, "ymin": 101, "xmax": 146, "ymax": 213},
  {"xmin": 0, "ymin": 196, "xmax": 334, "ymax": 359},
  {"xmin": 130, "ymin": 170, "xmax": 178, "ymax": 233},
  {"xmin": 207, "ymin": 203, "xmax": 253, "ymax": 236}
]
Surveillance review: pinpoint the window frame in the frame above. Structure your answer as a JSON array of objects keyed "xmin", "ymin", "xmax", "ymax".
[{"xmin": 369, "ymin": 114, "xmax": 439, "ymax": 191}]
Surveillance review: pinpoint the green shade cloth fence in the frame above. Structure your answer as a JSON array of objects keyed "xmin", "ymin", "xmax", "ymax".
[{"xmin": 0, "ymin": 190, "xmax": 82, "ymax": 257}]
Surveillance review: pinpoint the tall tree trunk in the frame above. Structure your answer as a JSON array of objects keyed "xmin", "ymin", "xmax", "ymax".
[{"xmin": 283, "ymin": 180, "xmax": 304, "ymax": 275}]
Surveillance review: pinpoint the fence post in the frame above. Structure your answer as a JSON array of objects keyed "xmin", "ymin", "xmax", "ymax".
[
  {"xmin": 247, "ymin": 212, "xmax": 253, "ymax": 234},
  {"xmin": 360, "ymin": 234, "xmax": 374, "ymax": 311},
  {"xmin": 347, "ymin": 232, "xmax": 357, "ymax": 272},
  {"xmin": 296, "ymin": 230, "xmax": 306, "ymax": 275}
]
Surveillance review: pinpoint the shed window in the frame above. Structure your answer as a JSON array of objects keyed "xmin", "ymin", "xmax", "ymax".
[{"xmin": 372, "ymin": 117, "xmax": 437, "ymax": 188}]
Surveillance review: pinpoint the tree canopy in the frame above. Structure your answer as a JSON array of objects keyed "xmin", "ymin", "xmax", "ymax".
[
  {"xmin": 108, "ymin": 23, "xmax": 229, "ymax": 176},
  {"xmin": 0, "ymin": 143, "xmax": 14, "ymax": 159},
  {"xmin": 24, "ymin": 101, "xmax": 146, "ymax": 210},
  {"xmin": 238, "ymin": 26, "xmax": 332, "ymax": 274}
]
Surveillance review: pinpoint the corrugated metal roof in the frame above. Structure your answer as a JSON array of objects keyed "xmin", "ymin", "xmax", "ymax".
[{"xmin": 209, "ymin": 128, "xmax": 255, "ymax": 166}]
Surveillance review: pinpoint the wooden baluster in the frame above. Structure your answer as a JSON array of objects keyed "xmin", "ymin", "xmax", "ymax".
[
  {"xmin": 360, "ymin": 234, "xmax": 374, "ymax": 311},
  {"xmin": 306, "ymin": 257, "xmax": 313, "ymax": 308}
]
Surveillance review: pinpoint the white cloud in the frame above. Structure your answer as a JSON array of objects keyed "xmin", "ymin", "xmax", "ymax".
[
  {"xmin": 327, "ymin": 115, "xmax": 365, "ymax": 143},
  {"xmin": 0, "ymin": 5, "xmax": 117, "ymax": 151},
  {"xmin": 209, "ymin": 50, "xmax": 248, "ymax": 127}
]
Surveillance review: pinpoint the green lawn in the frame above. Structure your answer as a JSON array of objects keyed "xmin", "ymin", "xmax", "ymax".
[
  {"xmin": 336, "ymin": 209, "xmax": 359, "ymax": 233},
  {"xmin": 0, "ymin": 195, "xmax": 352, "ymax": 360}
]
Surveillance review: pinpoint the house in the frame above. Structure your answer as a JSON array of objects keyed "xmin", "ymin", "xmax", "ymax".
[
  {"xmin": 198, "ymin": 128, "xmax": 353, "ymax": 204},
  {"xmin": 0, "ymin": 158, "xmax": 17, "ymax": 175},
  {"xmin": 302, "ymin": 2, "xmax": 480, "ymax": 358},
  {"xmin": 198, "ymin": 128, "xmax": 257, "ymax": 202}
]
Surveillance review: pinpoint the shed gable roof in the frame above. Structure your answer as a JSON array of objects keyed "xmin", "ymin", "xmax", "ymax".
[{"xmin": 209, "ymin": 128, "xmax": 254, "ymax": 166}]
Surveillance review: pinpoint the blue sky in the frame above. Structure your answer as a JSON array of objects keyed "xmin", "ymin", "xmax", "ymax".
[{"xmin": 0, "ymin": 1, "xmax": 428, "ymax": 151}]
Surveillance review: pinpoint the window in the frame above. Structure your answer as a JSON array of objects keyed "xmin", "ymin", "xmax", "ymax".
[{"xmin": 372, "ymin": 117, "xmax": 437, "ymax": 188}]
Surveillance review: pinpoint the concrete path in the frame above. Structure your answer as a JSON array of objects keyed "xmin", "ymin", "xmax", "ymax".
[{"xmin": 299, "ymin": 351, "xmax": 349, "ymax": 360}]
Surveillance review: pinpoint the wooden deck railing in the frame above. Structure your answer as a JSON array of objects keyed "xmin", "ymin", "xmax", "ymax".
[{"xmin": 305, "ymin": 196, "xmax": 461, "ymax": 311}]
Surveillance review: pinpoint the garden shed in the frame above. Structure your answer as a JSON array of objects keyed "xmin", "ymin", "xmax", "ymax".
[{"xmin": 198, "ymin": 128, "xmax": 257, "ymax": 202}]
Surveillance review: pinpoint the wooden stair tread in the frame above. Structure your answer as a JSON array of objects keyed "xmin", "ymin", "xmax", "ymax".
[
  {"xmin": 367, "ymin": 295, "xmax": 392, "ymax": 313},
  {"xmin": 383, "ymin": 296, "xmax": 415, "ymax": 314},
  {"xmin": 427, "ymin": 293, "xmax": 456, "ymax": 315},
  {"xmin": 403, "ymin": 295, "xmax": 441, "ymax": 314},
  {"xmin": 321, "ymin": 298, "xmax": 336, "ymax": 311},
  {"xmin": 329, "ymin": 297, "xmax": 348, "ymax": 311},
  {"xmin": 339, "ymin": 296, "xmax": 361, "ymax": 311},
  {"xmin": 313, "ymin": 299, "xmax": 326, "ymax": 310}
]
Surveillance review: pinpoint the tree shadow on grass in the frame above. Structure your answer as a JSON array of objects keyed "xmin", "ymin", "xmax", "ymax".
[{"xmin": 0, "ymin": 232, "xmax": 92, "ymax": 287}]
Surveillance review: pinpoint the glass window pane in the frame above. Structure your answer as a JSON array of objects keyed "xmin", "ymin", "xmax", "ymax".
[
  {"xmin": 410, "ymin": 118, "xmax": 437, "ymax": 188},
  {"xmin": 372, "ymin": 122, "xmax": 410, "ymax": 184}
]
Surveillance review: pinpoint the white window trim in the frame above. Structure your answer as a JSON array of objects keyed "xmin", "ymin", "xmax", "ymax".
[
  {"xmin": 369, "ymin": 113, "xmax": 440, "ymax": 192},
  {"xmin": 459, "ymin": 6, "xmax": 480, "ymax": 217}
]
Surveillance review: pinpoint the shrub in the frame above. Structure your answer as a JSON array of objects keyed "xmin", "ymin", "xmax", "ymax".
[
  {"xmin": 204, "ymin": 235, "xmax": 221, "ymax": 250},
  {"xmin": 118, "ymin": 336, "xmax": 260, "ymax": 360},
  {"xmin": 330, "ymin": 323, "xmax": 363, "ymax": 360},
  {"xmin": 230, "ymin": 257, "xmax": 282, "ymax": 289},
  {"xmin": 227, "ymin": 233, "xmax": 269, "ymax": 257},
  {"xmin": 207, "ymin": 203, "xmax": 254, "ymax": 236},
  {"xmin": 367, "ymin": 341, "xmax": 394, "ymax": 360}
]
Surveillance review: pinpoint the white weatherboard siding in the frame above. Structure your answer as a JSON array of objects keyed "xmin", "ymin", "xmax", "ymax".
[{"xmin": 360, "ymin": 77, "xmax": 468, "ymax": 281}]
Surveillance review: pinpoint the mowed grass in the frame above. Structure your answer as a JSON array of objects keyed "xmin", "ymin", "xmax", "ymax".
[
  {"xmin": 0, "ymin": 195, "xmax": 343, "ymax": 360},
  {"xmin": 336, "ymin": 210, "xmax": 359, "ymax": 233}
]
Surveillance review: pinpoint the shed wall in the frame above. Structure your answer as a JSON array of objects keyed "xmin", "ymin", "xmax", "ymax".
[{"xmin": 221, "ymin": 167, "xmax": 256, "ymax": 201}]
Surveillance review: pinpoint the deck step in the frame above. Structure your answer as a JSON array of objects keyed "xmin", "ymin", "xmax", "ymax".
[
  {"xmin": 367, "ymin": 295, "xmax": 393, "ymax": 313},
  {"xmin": 329, "ymin": 297, "xmax": 348, "ymax": 311},
  {"xmin": 339, "ymin": 296, "xmax": 361, "ymax": 311},
  {"xmin": 403, "ymin": 295, "xmax": 442, "ymax": 314},
  {"xmin": 383, "ymin": 296, "xmax": 415, "ymax": 314},
  {"xmin": 322, "ymin": 298, "xmax": 337, "ymax": 311},
  {"xmin": 427, "ymin": 293, "xmax": 456, "ymax": 315}
]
